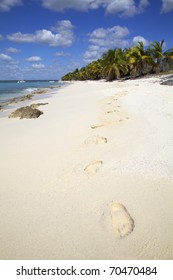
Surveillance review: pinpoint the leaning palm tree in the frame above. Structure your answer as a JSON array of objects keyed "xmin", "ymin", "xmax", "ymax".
[
  {"xmin": 101, "ymin": 49, "xmax": 128, "ymax": 81},
  {"xmin": 114, "ymin": 48, "xmax": 129, "ymax": 77},
  {"xmin": 101, "ymin": 49, "xmax": 117, "ymax": 81},
  {"xmin": 126, "ymin": 41, "xmax": 152, "ymax": 77},
  {"xmin": 148, "ymin": 40, "xmax": 173, "ymax": 73}
]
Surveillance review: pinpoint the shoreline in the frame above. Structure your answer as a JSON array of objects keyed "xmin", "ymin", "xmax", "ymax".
[
  {"xmin": 0, "ymin": 84, "xmax": 65, "ymax": 118},
  {"xmin": 1, "ymin": 73, "xmax": 172, "ymax": 118},
  {"xmin": 0, "ymin": 75, "xmax": 173, "ymax": 259}
]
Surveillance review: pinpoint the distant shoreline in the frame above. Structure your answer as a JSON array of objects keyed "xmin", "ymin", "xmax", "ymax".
[
  {"xmin": 0, "ymin": 80, "xmax": 59, "ymax": 83},
  {"xmin": 1, "ymin": 73, "xmax": 173, "ymax": 118},
  {"xmin": 0, "ymin": 83, "xmax": 64, "ymax": 115}
]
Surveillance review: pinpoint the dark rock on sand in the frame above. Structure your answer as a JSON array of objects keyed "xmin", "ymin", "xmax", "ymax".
[
  {"xmin": 9, "ymin": 106, "xmax": 43, "ymax": 119},
  {"xmin": 161, "ymin": 79, "xmax": 173, "ymax": 86},
  {"xmin": 33, "ymin": 89, "xmax": 49, "ymax": 94},
  {"xmin": 0, "ymin": 102, "xmax": 8, "ymax": 111},
  {"xmin": 30, "ymin": 103, "xmax": 48, "ymax": 109},
  {"xmin": 11, "ymin": 94, "xmax": 33, "ymax": 104},
  {"xmin": 160, "ymin": 74, "xmax": 173, "ymax": 86}
]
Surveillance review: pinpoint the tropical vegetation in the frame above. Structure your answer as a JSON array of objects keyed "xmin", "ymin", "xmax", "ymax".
[{"xmin": 61, "ymin": 40, "xmax": 173, "ymax": 81}]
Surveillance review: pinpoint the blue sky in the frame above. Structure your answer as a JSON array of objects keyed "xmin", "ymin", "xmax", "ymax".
[{"xmin": 0, "ymin": 0, "xmax": 173, "ymax": 80}]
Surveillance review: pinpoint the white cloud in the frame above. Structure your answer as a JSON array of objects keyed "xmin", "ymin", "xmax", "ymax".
[
  {"xmin": 0, "ymin": 55, "xmax": 62, "ymax": 80},
  {"xmin": 32, "ymin": 63, "xmax": 45, "ymax": 69},
  {"xmin": 42, "ymin": 0, "xmax": 92, "ymax": 12},
  {"xmin": 83, "ymin": 45, "xmax": 107, "ymax": 63},
  {"xmin": 132, "ymin": 36, "xmax": 150, "ymax": 46},
  {"xmin": 55, "ymin": 51, "xmax": 69, "ymax": 56},
  {"xmin": 6, "ymin": 47, "xmax": 21, "ymax": 53},
  {"xmin": 66, "ymin": 60, "xmax": 82, "ymax": 71},
  {"xmin": 26, "ymin": 56, "xmax": 42, "ymax": 62},
  {"xmin": 161, "ymin": 0, "xmax": 173, "ymax": 12},
  {"xmin": 0, "ymin": 61, "xmax": 20, "ymax": 79},
  {"xmin": 105, "ymin": 0, "xmax": 149, "ymax": 16},
  {"xmin": 0, "ymin": 0, "xmax": 22, "ymax": 11},
  {"xmin": 83, "ymin": 25, "xmax": 130, "ymax": 63},
  {"xmin": 83, "ymin": 25, "xmax": 150, "ymax": 63},
  {"xmin": 41, "ymin": 0, "xmax": 149, "ymax": 17},
  {"xmin": 0, "ymin": 34, "xmax": 4, "ymax": 40},
  {"xmin": 83, "ymin": 26, "xmax": 130, "ymax": 63},
  {"xmin": 7, "ymin": 20, "xmax": 74, "ymax": 47},
  {"xmin": 89, "ymin": 26, "xmax": 130, "ymax": 48},
  {"xmin": 51, "ymin": 20, "xmax": 74, "ymax": 32},
  {"xmin": 0, "ymin": 53, "xmax": 12, "ymax": 61}
]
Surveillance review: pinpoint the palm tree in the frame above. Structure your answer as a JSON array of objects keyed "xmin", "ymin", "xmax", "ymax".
[
  {"xmin": 114, "ymin": 48, "xmax": 129, "ymax": 77},
  {"xmin": 126, "ymin": 41, "xmax": 152, "ymax": 77},
  {"xmin": 61, "ymin": 72, "xmax": 73, "ymax": 81},
  {"xmin": 101, "ymin": 49, "xmax": 128, "ymax": 81},
  {"xmin": 61, "ymin": 40, "xmax": 173, "ymax": 81},
  {"xmin": 85, "ymin": 60, "xmax": 103, "ymax": 80},
  {"xmin": 148, "ymin": 40, "xmax": 173, "ymax": 73},
  {"xmin": 78, "ymin": 67, "xmax": 87, "ymax": 80}
]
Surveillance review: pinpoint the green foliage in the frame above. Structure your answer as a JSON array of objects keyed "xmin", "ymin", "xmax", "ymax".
[
  {"xmin": 61, "ymin": 40, "xmax": 173, "ymax": 81},
  {"xmin": 148, "ymin": 40, "xmax": 173, "ymax": 73}
]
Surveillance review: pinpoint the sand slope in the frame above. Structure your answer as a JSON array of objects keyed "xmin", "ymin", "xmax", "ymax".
[{"xmin": 0, "ymin": 77, "xmax": 173, "ymax": 259}]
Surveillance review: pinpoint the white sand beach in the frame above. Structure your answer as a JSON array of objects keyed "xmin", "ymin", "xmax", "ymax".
[{"xmin": 0, "ymin": 76, "xmax": 173, "ymax": 259}]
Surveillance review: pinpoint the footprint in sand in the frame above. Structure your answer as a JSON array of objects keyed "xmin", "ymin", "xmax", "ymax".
[
  {"xmin": 90, "ymin": 124, "xmax": 104, "ymax": 129},
  {"xmin": 106, "ymin": 109, "xmax": 117, "ymax": 114},
  {"xmin": 110, "ymin": 202, "xmax": 134, "ymax": 238},
  {"xmin": 85, "ymin": 136, "xmax": 107, "ymax": 145},
  {"xmin": 84, "ymin": 160, "xmax": 103, "ymax": 175},
  {"xmin": 118, "ymin": 117, "xmax": 129, "ymax": 122}
]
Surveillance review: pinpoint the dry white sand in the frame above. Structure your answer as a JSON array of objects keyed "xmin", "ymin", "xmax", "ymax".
[{"xmin": 0, "ymin": 76, "xmax": 173, "ymax": 260}]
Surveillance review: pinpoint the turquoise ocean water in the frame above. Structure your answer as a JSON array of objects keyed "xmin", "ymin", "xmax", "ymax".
[{"xmin": 0, "ymin": 80, "xmax": 62, "ymax": 103}]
